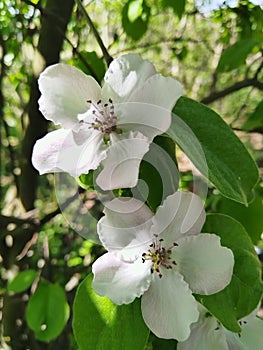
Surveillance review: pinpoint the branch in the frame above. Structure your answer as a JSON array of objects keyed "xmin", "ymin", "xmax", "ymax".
[
  {"xmin": 74, "ymin": 0, "xmax": 113, "ymax": 66},
  {"xmin": 62, "ymin": 34, "xmax": 100, "ymax": 82},
  {"xmin": 201, "ymin": 78, "xmax": 263, "ymax": 104}
]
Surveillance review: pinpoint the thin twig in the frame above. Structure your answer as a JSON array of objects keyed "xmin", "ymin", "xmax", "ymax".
[
  {"xmin": 62, "ymin": 34, "xmax": 100, "ymax": 82},
  {"xmin": 74, "ymin": 0, "xmax": 113, "ymax": 66},
  {"xmin": 201, "ymin": 77, "xmax": 263, "ymax": 104}
]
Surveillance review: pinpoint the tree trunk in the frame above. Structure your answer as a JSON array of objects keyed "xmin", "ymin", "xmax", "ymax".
[
  {"xmin": 19, "ymin": 0, "xmax": 75, "ymax": 211},
  {"xmin": 2, "ymin": 1, "xmax": 74, "ymax": 349}
]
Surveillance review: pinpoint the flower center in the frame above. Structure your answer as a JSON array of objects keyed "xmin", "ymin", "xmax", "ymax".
[
  {"xmin": 87, "ymin": 98, "xmax": 118, "ymax": 135},
  {"xmin": 142, "ymin": 234, "xmax": 178, "ymax": 278}
]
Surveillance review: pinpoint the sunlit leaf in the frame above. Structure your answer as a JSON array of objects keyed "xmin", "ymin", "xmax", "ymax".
[
  {"xmin": 169, "ymin": 97, "xmax": 259, "ymax": 205},
  {"xmin": 73, "ymin": 274, "xmax": 149, "ymax": 350},
  {"xmin": 7, "ymin": 270, "xmax": 37, "ymax": 293}
]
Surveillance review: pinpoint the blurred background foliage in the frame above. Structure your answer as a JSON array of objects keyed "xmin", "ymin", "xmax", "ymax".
[{"xmin": 0, "ymin": 0, "xmax": 262, "ymax": 349}]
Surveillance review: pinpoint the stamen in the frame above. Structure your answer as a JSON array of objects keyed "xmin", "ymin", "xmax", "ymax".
[
  {"xmin": 141, "ymin": 235, "xmax": 178, "ymax": 278},
  {"xmin": 83, "ymin": 97, "xmax": 119, "ymax": 135}
]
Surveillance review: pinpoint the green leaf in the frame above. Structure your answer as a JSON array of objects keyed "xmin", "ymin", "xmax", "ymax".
[
  {"xmin": 73, "ymin": 274, "xmax": 149, "ymax": 350},
  {"xmin": 7, "ymin": 269, "xmax": 37, "ymax": 293},
  {"xmin": 217, "ymin": 39, "xmax": 258, "ymax": 72},
  {"xmin": 26, "ymin": 281, "xmax": 70, "ymax": 342},
  {"xmin": 243, "ymin": 99, "xmax": 263, "ymax": 132},
  {"xmin": 197, "ymin": 214, "xmax": 263, "ymax": 332},
  {"xmin": 74, "ymin": 51, "xmax": 106, "ymax": 83},
  {"xmin": 161, "ymin": 0, "xmax": 185, "ymax": 19},
  {"xmin": 122, "ymin": 0, "xmax": 150, "ymax": 41},
  {"xmin": 148, "ymin": 333, "xmax": 177, "ymax": 349},
  {"xmin": 78, "ymin": 171, "xmax": 95, "ymax": 190},
  {"xmin": 169, "ymin": 96, "xmax": 259, "ymax": 205},
  {"xmin": 139, "ymin": 135, "xmax": 179, "ymax": 212},
  {"xmin": 216, "ymin": 191, "xmax": 263, "ymax": 244},
  {"xmin": 127, "ymin": 0, "xmax": 144, "ymax": 21}
]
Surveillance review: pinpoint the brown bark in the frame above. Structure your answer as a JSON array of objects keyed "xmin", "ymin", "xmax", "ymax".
[{"xmin": 19, "ymin": 0, "xmax": 75, "ymax": 211}]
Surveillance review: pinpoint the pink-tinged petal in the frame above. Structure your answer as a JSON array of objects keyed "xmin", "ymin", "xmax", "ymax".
[
  {"xmin": 115, "ymin": 102, "xmax": 172, "ymax": 141},
  {"xmin": 96, "ymin": 131, "xmax": 150, "ymax": 190},
  {"xmin": 141, "ymin": 270, "xmax": 199, "ymax": 341},
  {"xmin": 153, "ymin": 191, "xmax": 206, "ymax": 246},
  {"xmin": 130, "ymin": 74, "xmax": 183, "ymax": 110},
  {"xmin": 102, "ymin": 53, "xmax": 156, "ymax": 102},
  {"xmin": 38, "ymin": 63, "xmax": 101, "ymax": 128},
  {"xmin": 178, "ymin": 314, "xmax": 228, "ymax": 350},
  {"xmin": 176, "ymin": 234, "xmax": 234, "ymax": 295},
  {"xmin": 92, "ymin": 252, "xmax": 152, "ymax": 305},
  {"xmin": 97, "ymin": 197, "xmax": 153, "ymax": 260},
  {"xmin": 32, "ymin": 127, "xmax": 107, "ymax": 177}
]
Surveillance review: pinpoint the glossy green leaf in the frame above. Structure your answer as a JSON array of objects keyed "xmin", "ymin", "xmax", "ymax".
[
  {"xmin": 217, "ymin": 191, "xmax": 263, "ymax": 244},
  {"xmin": 7, "ymin": 269, "xmax": 37, "ymax": 293},
  {"xmin": 169, "ymin": 97, "xmax": 259, "ymax": 205},
  {"xmin": 197, "ymin": 214, "xmax": 263, "ymax": 332},
  {"xmin": 243, "ymin": 99, "xmax": 263, "ymax": 132},
  {"xmin": 139, "ymin": 135, "xmax": 179, "ymax": 212},
  {"xmin": 217, "ymin": 39, "xmax": 258, "ymax": 72},
  {"xmin": 73, "ymin": 274, "xmax": 149, "ymax": 350},
  {"xmin": 26, "ymin": 281, "xmax": 70, "ymax": 341},
  {"xmin": 122, "ymin": 0, "xmax": 150, "ymax": 41},
  {"xmin": 161, "ymin": 0, "xmax": 185, "ymax": 19}
]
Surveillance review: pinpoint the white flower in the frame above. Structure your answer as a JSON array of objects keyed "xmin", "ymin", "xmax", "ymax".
[
  {"xmin": 32, "ymin": 54, "xmax": 182, "ymax": 190},
  {"xmin": 92, "ymin": 191, "xmax": 234, "ymax": 341},
  {"xmin": 178, "ymin": 304, "xmax": 263, "ymax": 350}
]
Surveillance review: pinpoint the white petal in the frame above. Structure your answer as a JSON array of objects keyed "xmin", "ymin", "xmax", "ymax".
[
  {"xmin": 141, "ymin": 270, "xmax": 199, "ymax": 341},
  {"xmin": 97, "ymin": 197, "xmax": 153, "ymax": 260},
  {"xmin": 224, "ymin": 331, "xmax": 245, "ymax": 350},
  {"xmin": 152, "ymin": 191, "xmax": 206, "ymax": 246},
  {"xmin": 92, "ymin": 252, "xmax": 152, "ymax": 304},
  {"xmin": 130, "ymin": 74, "xmax": 183, "ymax": 109},
  {"xmin": 176, "ymin": 234, "xmax": 234, "ymax": 295},
  {"xmin": 38, "ymin": 64, "xmax": 101, "ymax": 128},
  {"xmin": 178, "ymin": 314, "xmax": 228, "ymax": 350},
  {"xmin": 102, "ymin": 53, "xmax": 156, "ymax": 102},
  {"xmin": 32, "ymin": 127, "xmax": 107, "ymax": 177},
  {"xmin": 96, "ymin": 131, "xmax": 150, "ymax": 190},
  {"xmin": 239, "ymin": 315, "xmax": 263, "ymax": 350},
  {"xmin": 116, "ymin": 102, "xmax": 172, "ymax": 141}
]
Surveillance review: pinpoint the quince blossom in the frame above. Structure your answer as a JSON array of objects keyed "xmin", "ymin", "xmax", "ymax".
[
  {"xmin": 32, "ymin": 54, "xmax": 182, "ymax": 190},
  {"xmin": 178, "ymin": 304, "xmax": 263, "ymax": 350},
  {"xmin": 92, "ymin": 191, "xmax": 234, "ymax": 341}
]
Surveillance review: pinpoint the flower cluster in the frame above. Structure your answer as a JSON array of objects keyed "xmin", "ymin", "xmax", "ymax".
[
  {"xmin": 92, "ymin": 191, "xmax": 234, "ymax": 341},
  {"xmin": 32, "ymin": 54, "xmax": 239, "ymax": 342},
  {"xmin": 32, "ymin": 53, "xmax": 182, "ymax": 190}
]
